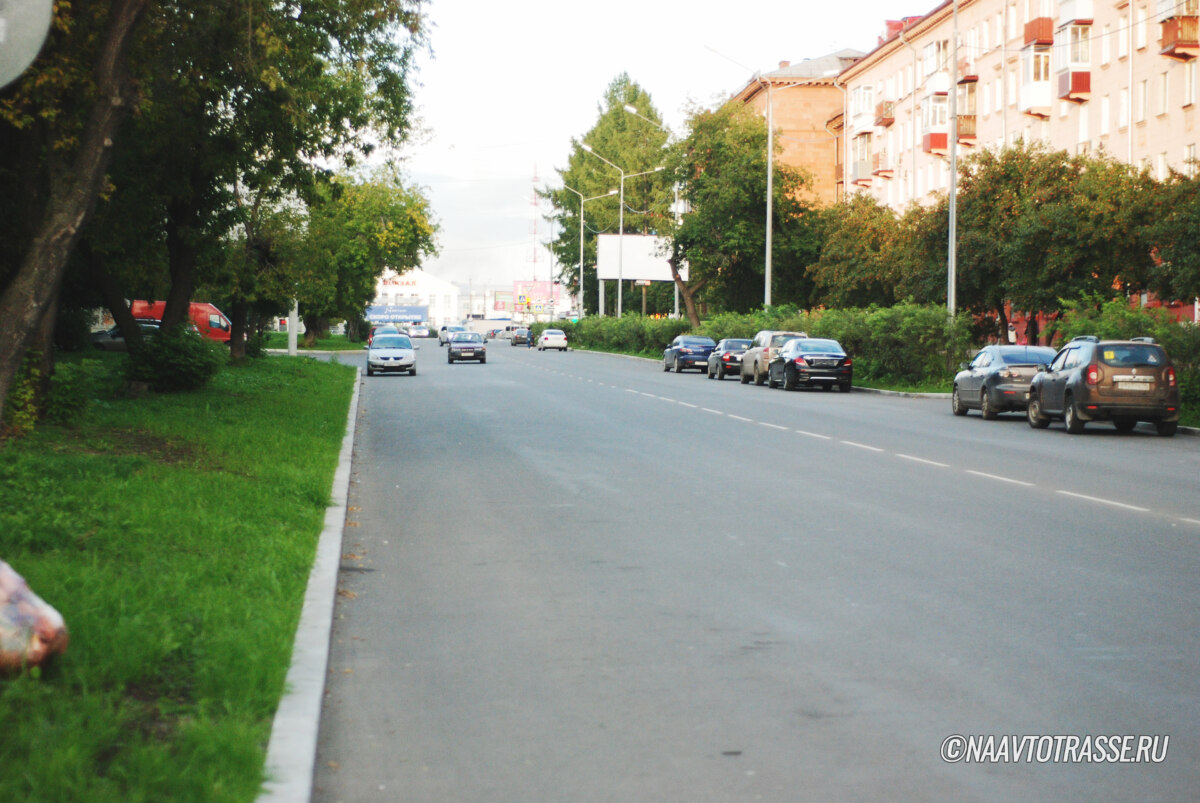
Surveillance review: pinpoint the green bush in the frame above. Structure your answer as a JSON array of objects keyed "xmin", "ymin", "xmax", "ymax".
[
  {"xmin": 44, "ymin": 359, "xmax": 106, "ymax": 426},
  {"xmin": 2, "ymin": 353, "xmax": 41, "ymax": 437},
  {"xmin": 126, "ymin": 327, "xmax": 225, "ymax": 392}
]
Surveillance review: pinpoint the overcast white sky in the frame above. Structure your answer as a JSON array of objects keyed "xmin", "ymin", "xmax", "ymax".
[{"xmin": 403, "ymin": 0, "xmax": 923, "ymax": 291}]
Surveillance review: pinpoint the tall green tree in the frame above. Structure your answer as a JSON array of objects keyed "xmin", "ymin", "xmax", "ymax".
[
  {"xmin": 543, "ymin": 74, "xmax": 672, "ymax": 316},
  {"xmin": 1144, "ymin": 168, "xmax": 1200, "ymax": 302},
  {"xmin": 808, "ymin": 194, "xmax": 902, "ymax": 308}
]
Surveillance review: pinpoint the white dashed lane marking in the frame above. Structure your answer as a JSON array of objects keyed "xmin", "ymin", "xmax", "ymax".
[
  {"xmin": 841, "ymin": 440, "xmax": 884, "ymax": 452},
  {"xmin": 966, "ymin": 470, "xmax": 1035, "ymax": 487},
  {"xmin": 1055, "ymin": 490, "xmax": 1151, "ymax": 513},
  {"xmin": 896, "ymin": 454, "xmax": 950, "ymax": 468}
]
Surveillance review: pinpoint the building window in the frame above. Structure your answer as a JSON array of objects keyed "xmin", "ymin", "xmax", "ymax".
[
  {"xmin": 1100, "ymin": 95, "xmax": 1110, "ymax": 135},
  {"xmin": 924, "ymin": 39, "xmax": 950, "ymax": 76},
  {"xmin": 922, "ymin": 94, "xmax": 949, "ymax": 129},
  {"xmin": 1186, "ymin": 144, "xmax": 1197, "ymax": 177},
  {"xmin": 1008, "ymin": 4, "xmax": 1018, "ymax": 40},
  {"xmin": 981, "ymin": 21, "xmax": 989, "ymax": 53},
  {"xmin": 1118, "ymin": 15, "xmax": 1128, "ymax": 59},
  {"xmin": 1100, "ymin": 25, "xmax": 1110, "ymax": 65},
  {"xmin": 1159, "ymin": 73, "xmax": 1169, "ymax": 115},
  {"xmin": 1137, "ymin": 79, "xmax": 1148, "ymax": 122},
  {"xmin": 1067, "ymin": 24, "xmax": 1091, "ymax": 65},
  {"xmin": 1024, "ymin": 46, "xmax": 1051, "ymax": 83},
  {"xmin": 1135, "ymin": 8, "xmax": 1147, "ymax": 50},
  {"xmin": 1119, "ymin": 88, "xmax": 1129, "ymax": 127},
  {"xmin": 1157, "ymin": 152, "xmax": 1169, "ymax": 180},
  {"xmin": 1185, "ymin": 63, "xmax": 1196, "ymax": 107}
]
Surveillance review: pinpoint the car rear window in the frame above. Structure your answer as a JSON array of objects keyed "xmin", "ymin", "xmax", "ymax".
[
  {"xmin": 1100, "ymin": 344, "xmax": 1166, "ymax": 367},
  {"xmin": 680, "ymin": 337, "xmax": 714, "ymax": 347},
  {"xmin": 795, "ymin": 339, "xmax": 843, "ymax": 353},
  {"xmin": 454, "ymin": 333, "xmax": 483, "ymax": 342},
  {"xmin": 999, "ymin": 347, "xmax": 1056, "ymax": 365},
  {"xmin": 724, "ymin": 340, "xmax": 751, "ymax": 350}
]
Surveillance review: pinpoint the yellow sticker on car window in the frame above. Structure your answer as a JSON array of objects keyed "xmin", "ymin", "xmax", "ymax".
[{"xmin": 1104, "ymin": 350, "xmax": 1115, "ymax": 360}]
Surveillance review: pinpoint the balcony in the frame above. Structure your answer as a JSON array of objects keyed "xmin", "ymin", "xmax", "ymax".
[
  {"xmin": 1058, "ymin": 0, "xmax": 1093, "ymax": 24},
  {"xmin": 957, "ymin": 57, "xmax": 978, "ymax": 83},
  {"xmin": 1025, "ymin": 17, "xmax": 1055, "ymax": 46},
  {"xmin": 851, "ymin": 158, "xmax": 873, "ymax": 186},
  {"xmin": 1160, "ymin": 16, "xmax": 1199, "ymax": 60},
  {"xmin": 872, "ymin": 152, "xmax": 894, "ymax": 178},
  {"xmin": 1019, "ymin": 82, "xmax": 1053, "ymax": 118},
  {"xmin": 874, "ymin": 100, "xmax": 896, "ymax": 127},
  {"xmin": 1057, "ymin": 69, "xmax": 1091, "ymax": 101},
  {"xmin": 956, "ymin": 114, "xmax": 977, "ymax": 145},
  {"xmin": 923, "ymin": 131, "xmax": 948, "ymax": 156}
]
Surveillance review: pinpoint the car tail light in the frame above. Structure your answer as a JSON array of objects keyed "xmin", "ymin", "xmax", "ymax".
[
  {"xmin": 1167, "ymin": 367, "xmax": 1177, "ymax": 387},
  {"xmin": 723, "ymin": 354, "xmax": 732, "ymax": 362},
  {"xmin": 793, "ymin": 356, "xmax": 808, "ymax": 366},
  {"xmin": 843, "ymin": 357, "xmax": 853, "ymax": 367},
  {"xmin": 1085, "ymin": 364, "xmax": 1099, "ymax": 385}
]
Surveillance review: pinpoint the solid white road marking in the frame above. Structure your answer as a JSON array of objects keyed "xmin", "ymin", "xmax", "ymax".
[
  {"xmin": 702, "ymin": 408, "xmax": 723, "ymax": 415},
  {"xmin": 760, "ymin": 422, "xmax": 788, "ymax": 431},
  {"xmin": 727, "ymin": 414, "xmax": 753, "ymax": 423},
  {"xmin": 677, "ymin": 401, "xmax": 698, "ymax": 409},
  {"xmin": 896, "ymin": 454, "xmax": 950, "ymax": 468},
  {"xmin": 841, "ymin": 440, "xmax": 884, "ymax": 452},
  {"xmin": 794, "ymin": 430, "xmax": 831, "ymax": 440}
]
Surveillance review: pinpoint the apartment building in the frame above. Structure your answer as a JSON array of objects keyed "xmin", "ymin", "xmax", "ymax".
[
  {"xmin": 839, "ymin": 0, "xmax": 1198, "ymax": 211},
  {"xmin": 731, "ymin": 50, "xmax": 866, "ymax": 205}
]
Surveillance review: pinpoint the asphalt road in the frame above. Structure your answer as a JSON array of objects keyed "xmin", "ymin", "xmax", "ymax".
[{"xmin": 313, "ymin": 340, "xmax": 1200, "ymax": 802}]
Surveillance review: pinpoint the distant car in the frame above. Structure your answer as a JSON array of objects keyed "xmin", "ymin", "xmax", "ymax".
[
  {"xmin": 662, "ymin": 335, "xmax": 716, "ymax": 373},
  {"xmin": 510, "ymin": 328, "xmax": 530, "ymax": 346},
  {"xmin": 365, "ymin": 333, "xmax": 418, "ymax": 376},
  {"xmin": 538, "ymin": 329, "xmax": 568, "ymax": 351},
  {"xmin": 706, "ymin": 338, "xmax": 752, "ymax": 380},
  {"xmin": 409, "ymin": 325, "xmax": 432, "ymax": 338},
  {"xmin": 368, "ymin": 324, "xmax": 399, "ymax": 345},
  {"xmin": 740, "ymin": 330, "xmax": 807, "ymax": 385},
  {"xmin": 951, "ymin": 344, "xmax": 1058, "ymax": 419},
  {"xmin": 90, "ymin": 319, "xmax": 160, "ymax": 352},
  {"xmin": 486, "ymin": 328, "xmax": 502, "ymax": 339},
  {"xmin": 447, "ymin": 331, "xmax": 486, "ymax": 363},
  {"xmin": 1026, "ymin": 335, "xmax": 1181, "ymax": 436},
  {"xmin": 768, "ymin": 337, "xmax": 853, "ymax": 392},
  {"xmin": 439, "ymin": 325, "xmax": 466, "ymax": 346}
]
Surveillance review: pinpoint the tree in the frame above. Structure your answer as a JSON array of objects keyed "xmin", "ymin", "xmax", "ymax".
[
  {"xmin": 543, "ymin": 75, "xmax": 672, "ymax": 316},
  {"xmin": 668, "ymin": 101, "xmax": 816, "ymax": 324},
  {"xmin": 292, "ymin": 173, "xmax": 437, "ymax": 345},
  {"xmin": 1145, "ymin": 169, "xmax": 1200, "ymax": 302},
  {"xmin": 808, "ymin": 194, "xmax": 903, "ymax": 308}
]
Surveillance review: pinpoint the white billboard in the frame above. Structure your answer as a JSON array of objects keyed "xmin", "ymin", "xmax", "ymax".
[{"xmin": 597, "ymin": 235, "xmax": 687, "ymax": 282}]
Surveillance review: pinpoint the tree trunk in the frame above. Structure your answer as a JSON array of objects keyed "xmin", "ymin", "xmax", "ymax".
[
  {"xmin": 302, "ymin": 315, "xmax": 329, "ymax": 347},
  {"xmin": 0, "ymin": 0, "xmax": 149, "ymax": 424},
  {"xmin": 228, "ymin": 299, "xmax": 249, "ymax": 361},
  {"xmin": 88, "ymin": 241, "xmax": 148, "ymax": 353},
  {"xmin": 668, "ymin": 257, "xmax": 706, "ymax": 329},
  {"xmin": 162, "ymin": 198, "xmax": 201, "ymax": 331}
]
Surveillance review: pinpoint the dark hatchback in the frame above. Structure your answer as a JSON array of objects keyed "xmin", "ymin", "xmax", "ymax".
[
  {"xmin": 1027, "ymin": 336, "xmax": 1181, "ymax": 435},
  {"xmin": 767, "ymin": 337, "xmax": 852, "ymax": 392},
  {"xmin": 952, "ymin": 344, "xmax": 1058, "ymax": 419},
  {"xmin": 707, "ymin": 338, "xmax": 752, "ymax": 380},
  {"xmin": 663, "ymin": 335, "xmax": 716, "ymax": 373},
  {"xmin": 447, "ymin": 331, "xmax": 487, "ymax": 363}
]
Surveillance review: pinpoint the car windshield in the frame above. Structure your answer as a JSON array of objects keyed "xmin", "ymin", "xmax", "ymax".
[
  {"xmin": 794, "ymin": 339, "xmax": 843, "ymax": 353},
  {"xmin": 1100, "ymin": 344, "xmax": 1166, "ymax": 367},
  {"xmin": 453, "ymin": 332, "xmax": 483, "ymax": 343},
  {"xmin": 680, "ymin": 337, "xmax": 714, "ymax": 347},
  {"xmin": 373, "ymin": 336, "xmax": 411, "ymax": 349},
  {"xmin": 999, "ymin": 347, "xmax": 1056, "ymax": 365},
  {"xmin": 724, "ymin": 340, "xmax": 751, "ymax": 351}
]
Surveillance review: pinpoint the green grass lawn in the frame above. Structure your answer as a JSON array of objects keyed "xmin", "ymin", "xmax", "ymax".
[
  {"xmin": 262, "ymin": 331, "xmax": 365, "ymax": 351},
  {"xmin": 0, "ymin": 353, "xmax": 355, "ymax": 802}
]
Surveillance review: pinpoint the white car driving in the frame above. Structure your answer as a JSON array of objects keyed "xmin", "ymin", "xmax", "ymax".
[{"xmin": 537, "ymin": 329, "xmax": 568, "ymax": 351}]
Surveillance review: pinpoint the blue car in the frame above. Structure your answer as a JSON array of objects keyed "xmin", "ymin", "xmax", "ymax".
[{"xmin": 663, "ymin": 335, "xmax": 716, "ymax": 373}]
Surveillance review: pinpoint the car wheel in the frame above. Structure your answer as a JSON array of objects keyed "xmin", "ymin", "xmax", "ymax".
[
  {"xmin": 447, "ymin": 355, "xmax": 454, "ymax": 364},
  {"xmin": 716, "ymin": 364, "xmax": 725, "ymax": 380},
  {"xmin": 674, "ymin": 356, "xmax": 682, "ymax": 373},
  {"xmin": 838, "ymin": 381, "xmax": 851, "ymax": 393},
  {"xmin": 754, "ymin": 363, "xmax": 766, "ymax": 386},
  {"xmin": 1156, "ymin": 420, "xmax": 1178, "ymax": 437},
  {"xmin": 782, "ymin": 367, "xmax": 796, "ymax": 391},
  {"xmin": 740, "ymin": 369, "xmax": 750, "ymax": 384},
  {"xmin": 1113, "ymin": 417, "xmax": 1136, "ymax": 432},
  {"xmin": 480, "ymin": 357, "xmax": 486, "ymax": 364},
  {"xmin": 767, "ymin": 368, "xmax": 779, "ymax": 389},
  {"xmin": 1027, "ymin": 394, "xmax": 1050, "ymax": 429},
  {"xmin": 409, "ymin": 366, "xmax": 417, "ymax": 376},
  {"xmin": 951, "ymin": 386, "xmax": 967, "ymax": 416},
  {"xmin": 366, "ymin": 366, "xmax": 374, "ymax": 376},
  {"xmin": 1064, "ymin": 395, "xmax": 1085, "ymax": 434},
  {"xmin": 980, "ymin": 389, "xmax": 998, "ymax": 420}
]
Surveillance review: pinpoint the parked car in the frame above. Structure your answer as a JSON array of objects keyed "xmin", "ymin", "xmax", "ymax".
[
  {"xmin": 768, "ymin": 337, "xmax": 853, "ymax": 392},
  {"xmin": 447, "ymin": 331, "xmax": 486, "ymax": 363},
  {"xmin": 951, "ymin": 344, "xmax": 1058, "ymax": 419},
  {"xmin": 439, "ymin": 325, "xmax": 466, "ymax": 346},
  {"xmin": 662, "ymin": 335, "xmax": 716, "ymax": 373},
  {"xmin": 1026, "ymin": 336, "xmax": 1181, "ymax": 436},
  {"xmin": 510, "ymin": 328, "xmax": 530, "ymax": 346},
  {"xmin": 365, "ymin": 333, "xmax": 418, "ymax": 376},
  {"xmin": 409, "ymin": 324, "xmax": 432, "ymax": 338},
  {"xmin": 740, "ymin": 330, "xmax": 807, "ymax": 385},
  {"xmin": 90, "ymin": 319, "xmax": 161, "ymax": 352},
  {"xmin": 707, "ymin": 338, "xmax": 752, "ymax": 380},
  {"xmin": 129, "ymin": 300, "xmax": 232, "ymax": 343},
  {"xmin": 538, "ymin": 329, "xmax": 568, "ymax": 351}
]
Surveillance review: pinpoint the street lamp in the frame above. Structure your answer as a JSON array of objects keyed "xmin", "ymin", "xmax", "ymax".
[
  {"xmin": 580, "ymin": 143, "xmax": 663, "ymax": 318},
  {"xmin": 562, "ymin": 185, "xmax": 618, "ymax": 319}
]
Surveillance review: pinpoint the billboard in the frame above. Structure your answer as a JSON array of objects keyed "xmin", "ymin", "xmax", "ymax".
[
  {"xmin": 512, "ymin": 280, "xmax": 564, "ymax": 313},
  {"xmin": 596, "ymin": 235, "xmax": 686, "ymax": 282},
  {"xmin": 365, "ymin": 305, "xmax": 428, "ymax": 323}
]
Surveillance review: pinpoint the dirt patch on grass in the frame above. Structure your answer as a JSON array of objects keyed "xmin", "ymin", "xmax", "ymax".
[{"xmin": 72, "ymin": 429, "xmax": 205, "ymax": 466}]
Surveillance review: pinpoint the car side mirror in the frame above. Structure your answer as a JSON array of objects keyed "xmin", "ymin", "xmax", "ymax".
[
  {"xmin": 1036, "ymin": 364, "xmax": 1048, "ymax": 373},
  {"xmin": 959, "ymin": 362, "xmax": 968, "ymax": 370}
]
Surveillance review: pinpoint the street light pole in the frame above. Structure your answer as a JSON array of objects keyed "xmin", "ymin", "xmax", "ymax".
[
  {"xmin": 581, "ymin": 144, "xmax": 663, "ymax": 318},
  {"xmin": 562, "ymin": 185, "xmax": 617, "ymax": 319}
]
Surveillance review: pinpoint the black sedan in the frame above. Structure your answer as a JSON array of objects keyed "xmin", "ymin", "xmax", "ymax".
[
  {"xmin": 447, "ymin": 331, "xmax": 486, "ymax": 363},
  {"xmin": 706, "ymin": 338, "xmax": 752, "ymax": 380},
  {"xmin": 662, "ymin": 335, "xmax": 716, "ymax": 373},
  {"xmin": 767, "ymin": 337, "xmax": 853, "ymax": 392},
  {"xmin": 90, "ymin": 319, "xmax": 160, "ymax": 351},
  {"xmin": 951, "ymin": 344, "xmax": 1057, "ymax": 419}
]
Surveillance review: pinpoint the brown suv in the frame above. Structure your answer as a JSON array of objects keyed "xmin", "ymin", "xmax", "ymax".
[
  {"xmin": 739, "ymin": 330, "xmax": 807, "ymax": 385},
  {"xmin": 1026, "ymin": 336, "xmax": 1181, "ymax": 436}
]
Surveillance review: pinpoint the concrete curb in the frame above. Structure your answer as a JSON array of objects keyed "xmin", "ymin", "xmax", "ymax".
[{"xmin": 259, "ymin": 369, "xmax": 361, "ymax": 801}]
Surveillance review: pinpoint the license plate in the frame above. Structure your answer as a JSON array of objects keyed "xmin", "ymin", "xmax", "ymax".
[
  {"xmin": 460, "ymin": 350, "xmax": 474, "ymax": 356},
  {"xmin": 1117, "ymin": 382, "xmax": 1150, "ymax": 391}
]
